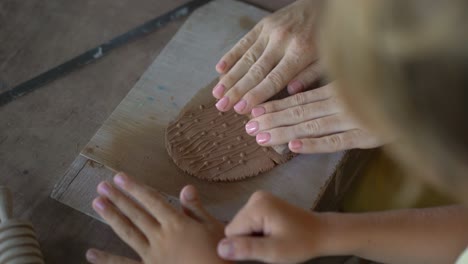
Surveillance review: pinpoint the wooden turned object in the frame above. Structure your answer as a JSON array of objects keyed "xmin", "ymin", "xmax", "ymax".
[{"xmin": 0, "ymin": 187, "xmax": 44, "ymax": 264}]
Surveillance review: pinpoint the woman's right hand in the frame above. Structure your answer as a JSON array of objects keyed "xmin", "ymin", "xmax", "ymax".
[{"xmin": 213, "ymin": 0, "xmax": 324, "ymax": 114}]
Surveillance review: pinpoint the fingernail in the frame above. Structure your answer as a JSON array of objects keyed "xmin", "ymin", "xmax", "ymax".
[
  {"xmin": 218, "ymin": 239, "xmax": 234, "ymax": 259},
  {"xmin": 256, "ymin": 132, "xmax": 271, "ymax": 144},
  {"xmin": 289, "ymin": 139, "xmax": 303, "ymax": 150},
  {"xmin": 251, "ymin": 107, "xmax": 265, "ymax": 117},
  {"xmin": 212, "ymin": 84, "xmax": 225, "ymax": 99},
  {"xmin": 94, "ymin": 198, "xmax": 106, "ymax": 211},
  {"xmin": 183, "ymin": 186, "xmax": 196, "ymax": 201},
  {"xmin": 234, "ymin": 99, "xmax": 247, "ymax": 113},
  {"xmin": 86, "ymin": 249, "xmax": 98, "ymax": 262},
  {"xmin": 245, "ymin": 121, "xmax": 259, "ymax": 134},
  {"xmin": 114, "ymin": 173, "xmax": 127, "ymax": 187},
  {"xmin": 216, "ymin": 61, "xmax": 226, "ymax": 72},
  {"xmin": 215, "ymin": 97, "xmax": 229, "ymax": 111},
  {"xmin": 97, "ymin": 182, "xmax": 110, "ymax": 196},
  {"xmin": 287, "ymin": 80, "xmax": 304, "ymax": 94}
]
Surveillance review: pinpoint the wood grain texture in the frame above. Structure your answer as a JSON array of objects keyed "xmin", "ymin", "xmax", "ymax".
[
  {"xmin": 0, "ymin": 0, "xmax": 302, "ymax": 263},
  {"xmin": 0, "ymin": 0, "xmax": 193, "ymax": 90},
  {"xmin": 0, "ymin": 0, "xmax": 201, "ymax": 262},
  {"xmin": 51, "ymin": 155, "xmax": 115, "ymax": 220},
  {"xmin": 53, "ymin": 0, "xmax": 344, "ymax": 222}
]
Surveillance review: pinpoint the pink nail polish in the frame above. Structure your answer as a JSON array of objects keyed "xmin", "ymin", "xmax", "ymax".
[
  {"xmin": 245, "ymin": 121, "xmax": 259, "ymax": 134},
  {"xmin": 256, "ymin": 132, "xmax": 271, "ymax": 144},
  {"xmin": 212, "ymin": 84, "xmax": 225, "ymax": 99},
  {"xmin": 216, "ymin": 61, "xmax": 227, "ymax": 72},
  {"xmin": 234, "ymin": 99, "xmax": 247, "ymax": 113},
  {"xmin": 97, "ymin": 182, "xmax": 110, "ymax": 196},
  {"xmin": 289, "ymin": 139, "xmax": 303, "ymax": 149},
  {"xmin": 94, "ymin": 198, "xmax": 106, "ymax": 211},
  {"xmin": 216, "ymin": 97, "xmax": 229, "ymax": 111},
  {"xmin": 218, "ymin": 239, "xmax": 234, "ymax": 259},
  {"xmin": 251, "ymin": 107, "xmax": 266, "ymax": 117},
  {"xmin": 287, "ymin": 80, "xmax": 304, "ymax": 94},
  {"xmin": 86, "ymin": 250, "xmax": 98, "ymax": 262},
  {"xmin": 183, "ymin": 186, "xmax": 196, "ymax": 201},
  {"xmin": 114, "ymin": 173, "xmax": 126, "ymax": 187}
]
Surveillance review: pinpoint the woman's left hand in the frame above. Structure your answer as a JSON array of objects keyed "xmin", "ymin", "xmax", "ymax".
[
  {"xmin": 245, "ymin": 83, "xmax": 386, "ymax": 153},
  {"xmin": 86, "ymin": 173, "xmax": 231, "ymax": 264}
]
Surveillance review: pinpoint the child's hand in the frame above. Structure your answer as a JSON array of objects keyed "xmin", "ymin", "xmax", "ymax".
[
  {"xmin": 86, "ymin": 172, "xmax": 231, "ymax": 264},
  {"xmin": 217, "ymin": 191, "xmax": 328, "ymax": 264}
]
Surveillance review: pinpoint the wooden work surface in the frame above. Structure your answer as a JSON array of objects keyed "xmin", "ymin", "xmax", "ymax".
[
  {"xmin": 0, "ymin": 1, "xmax": 305, "ymax": 263},
  {"xmin": 0, "ymin": 0, "xmax": 369, "ymax": 263},
  {"xmin": 51, "ymin": 0, "xmax": 344, "ymax": 223}
]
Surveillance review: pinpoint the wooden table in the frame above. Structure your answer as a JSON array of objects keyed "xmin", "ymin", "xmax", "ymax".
[{"xmin": 0, "ymin": 1, "xmax": 294, "ymax": 262}]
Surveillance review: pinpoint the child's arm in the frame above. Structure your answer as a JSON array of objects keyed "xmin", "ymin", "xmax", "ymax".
[
  {"xmin": 218, "ymin": 191, "xmax": 468, "ymax": 264},
  {"xmin": 322, "ymin": 205, "xmax": 468, "ymax": 264}
]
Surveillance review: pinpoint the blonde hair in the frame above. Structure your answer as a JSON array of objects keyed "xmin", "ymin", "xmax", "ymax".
[{"xmin": 321, "ymin": 0, "xmax": 468, "ymax": 201}]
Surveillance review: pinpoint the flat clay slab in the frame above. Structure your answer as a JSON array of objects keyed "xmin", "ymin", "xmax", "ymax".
[{"xmin": 166, "ymin": 80, "xmax": 294, "ymax": 181}]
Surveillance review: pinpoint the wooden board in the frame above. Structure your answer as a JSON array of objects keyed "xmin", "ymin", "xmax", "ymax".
[{"xmin": 52, "ymin": 0, "xmax": 344, "ymax": 222}]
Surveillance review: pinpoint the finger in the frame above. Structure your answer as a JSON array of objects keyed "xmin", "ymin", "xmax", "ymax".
[
  {"xmin": 225, "ymin": 191, "xmax": 272, "ymax": 237},
  {"xmin": 97, "ymin": 182, "xmax": 159, "ymax": 233},
  {"xmin": 287, "ymin": 61, "xmax": 323, "ymax": 94},
  {"xmin": 214, "ymin": 37, "xmax": 269, "ymax": 99},
  {"xmin": 217, "ymin": 237, "xmax": 277, "ymax": 262},
  {"xmin": 256, "ymin": 114, "xmax": 355, "ymax": 146},
  {"xmin": 86, "ymin": 248, "xmax": 141, "ymax": 264},
  {"xmin": 216, "ymin": 23, "xmax": 263, "ymax": 74},
  {"xmin": 289, "ymin": 129, "xmax": 383, "ymax": 154},
  {"xmin": 245, "ymin": 98, "xmax": 340, "ymax": 136},
  {"xmin": 92, "ymin": 197, "xmax": 148, "ymax": 253},
  {"xmin": 250, "ymin": 84, "xmax": 334, "ymax": 118},
  {"xmin": 223, "ymin": 43, "xmax": 281, "ymax": 112},
  {"xmin": 179, "ymin": 185, "xmax": 215, "ymax": 223},
  {"xmin": 215, "ymin": 38, "xmax": 268, "ymax": 109},
  {"xmin": 113, "ymin": 173, "xmax": 179, "ymax": 225},
  {"xmin": 239, "ymin": 52, "xmax": 310, "ymax": 114}
]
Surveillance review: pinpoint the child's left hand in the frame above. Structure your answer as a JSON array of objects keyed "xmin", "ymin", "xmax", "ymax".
[{"xmin": 86, "ymin": 172, "xmax": 231, "ymax": 264}]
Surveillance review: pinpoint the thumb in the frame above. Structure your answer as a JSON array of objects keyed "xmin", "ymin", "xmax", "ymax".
[
  {"xmin": 287, "ymin": 61, "xmax": 323, "ymax": 94},
  {"xmin": 217, "ymin": 237, "xmax": 277, "ymax": 262},
  {"xmin": 179, "ymin": 185, "xmax": 215, "ymax": 223}
]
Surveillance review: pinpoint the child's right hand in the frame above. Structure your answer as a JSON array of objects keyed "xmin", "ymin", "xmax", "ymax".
[
  {"xmin": 218, "ymin": 192, "xmax": 468, "ymax": 264},
  {"xmin": 217, "ymin": 191, "xmax": 329, "ymax": 264}
]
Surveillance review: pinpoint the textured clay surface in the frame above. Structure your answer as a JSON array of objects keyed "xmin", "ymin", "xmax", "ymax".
[{"xmin": 166, "ymin": 103, "xmax": 294, "ymax": 181}]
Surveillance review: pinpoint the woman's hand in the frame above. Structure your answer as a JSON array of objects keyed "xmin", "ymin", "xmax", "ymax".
[
  {"xmin": 244, "ymin": 83, "xmax": 386, "ymax": 153},
  {"xmin": 86, "ymin": 173, "xmax": 230, "ymax": 264},
  {"xmin": 217, "ymin": 191, "xmax": 327, "ymax": 264},
  {"xmin": 213, "ymin": 0, "xmax": 323, "ymax": 114}
]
